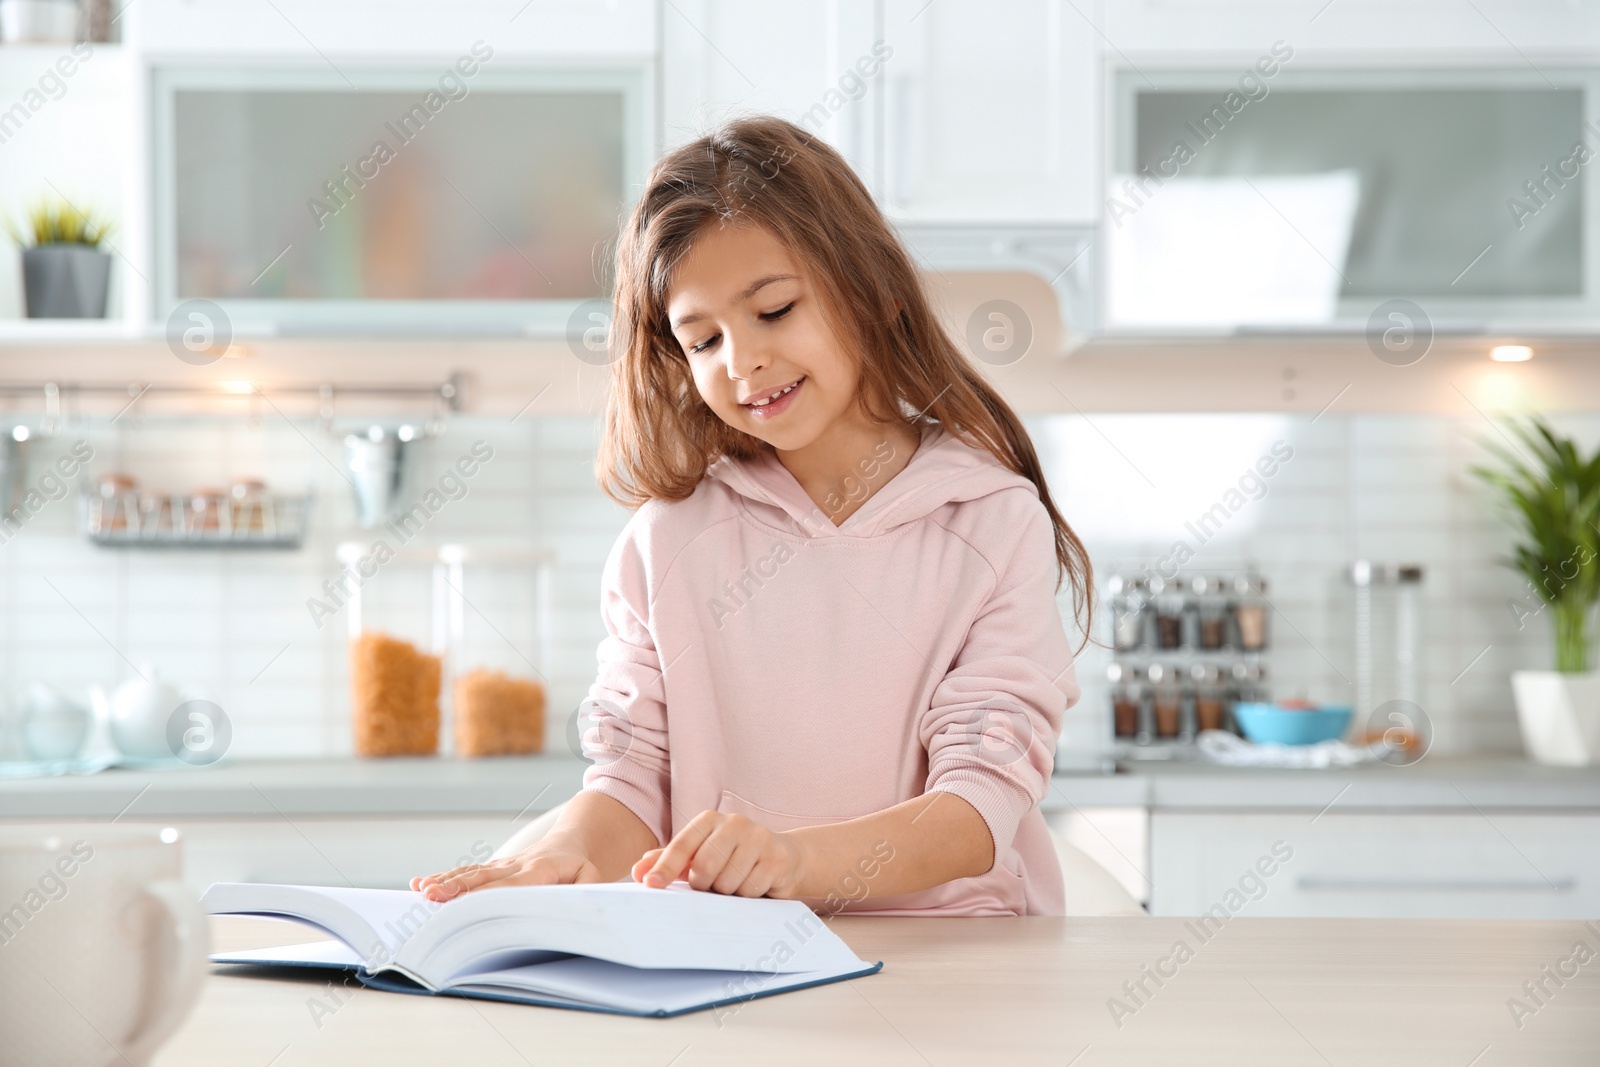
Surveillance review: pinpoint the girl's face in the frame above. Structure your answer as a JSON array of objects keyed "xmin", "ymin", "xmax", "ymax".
[{"xmin": 666, "ymin": 222, "xmax": 864, "ymax": 453}]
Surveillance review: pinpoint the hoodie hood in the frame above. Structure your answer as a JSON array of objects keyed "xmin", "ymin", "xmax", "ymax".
[{"xmin": 706, "ymin": 425, "xmax": 1038, "ymax": 539}]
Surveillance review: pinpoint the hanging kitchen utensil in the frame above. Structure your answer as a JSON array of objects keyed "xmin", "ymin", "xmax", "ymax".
[{"xmin": 342, "ymin": 423, "xmax": 419, "ymax": 528}]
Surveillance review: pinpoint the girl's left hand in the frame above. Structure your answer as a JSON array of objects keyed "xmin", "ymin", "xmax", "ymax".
[{"xmin": 631, "ymin": 811, "xmax": 809, "ymax": 898}]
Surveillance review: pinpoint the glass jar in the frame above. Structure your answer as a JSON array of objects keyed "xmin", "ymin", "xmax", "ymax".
[
  {"xmin": 229, "ymin": 478, "xmax": 268, "ymax": 534},
  {"xmin": 1192, "ymin": 575, "xmax": 1228, "ymax": 650},
  {"xmin": 1149, "ymin": 662, "xmax": 1181, "ymax": 738},
  {"xmin": 1109, "ymin": 663, "xmax": 1139, "ymax": 739},
  {"xmin": 1135, "ymin": 665, "xmax": 1156, "ymax": 744},
  {"xmin": 1230, "ymin": 575, "xmax": 1270, "ymax": 651},
  {"xmin": 1194, "ymin": 665, "xmax": 1226, "ymax": 732},
  {"xmin": 186, "ymin": 489, "xmax": 226, "ymax": 535},
  {"xmin": 1151, "ymin": 577, "xmax": 1187, "ymax": 650},
  {"xmin": 1347, "ymin": 561, "xmax": 1425, "ymax": 730},
  {"xmin": 135, "ymin": 490, "xmax": 172, "ymax": 537},
  {"xmin": 1108, "ymin": 575, "xmax": 1147, "ymax": 652},
  {"xmin": 1227, "ymin": 663, "xmax": 1269, "ymax": 734}
]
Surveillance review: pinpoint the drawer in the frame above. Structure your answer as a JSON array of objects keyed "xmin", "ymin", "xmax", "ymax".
[{"xmin": 1150, "ymin": 812, "xmax": 1600, "ymax": 919}]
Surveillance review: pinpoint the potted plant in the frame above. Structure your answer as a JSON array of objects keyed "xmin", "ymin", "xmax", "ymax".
[
  {"xmin": 5, "ymin": 198, "xmax": 114, "ymax": 319},
  {"xmin": 1473, "ymin": 418, "xmax": 1600, "ymax": 765}
]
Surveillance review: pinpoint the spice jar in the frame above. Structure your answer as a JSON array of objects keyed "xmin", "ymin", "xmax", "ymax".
[
  {"xmin": 1135, "ymin": 665, "xmax": 1155, "ymax": 744},
  {"xmin": 1109, "ymin": 663, "xmax": 1139, "ymax": 739},
  {"xmin": 1192, "ymin": 575, "xmax": 1228, "ymax": 650},
  {"xmin": 96, "ymin": 473, "xmax": 136, "ymax": 533},
  {"xmin": 1108, "ymin": 576, "xmax": 1148, "ymax": 652},
  {"xmin": 187, "ymin": 488, "xmax": 227, "ymax": 535},
  {"xmin": 1228, "ymin": 662, "xmax": 1269, "ymax": 734},
  {"xmin": 1151, "ymin": 577, "xmax": 1187, "ymax": 650},
  {"xmin": 1194, "ymin": 664, "xmax": 1226, "ymax": 732},
  {"xmin": 1149, "ymin": 663, "xmax": 1181, "ymax": 738},
  {"xmin": 230, "ymin": 478, "xmax": 268, "ymax": 534},
  {"xmin": 135, "ymin": 491, "xmax": 173, "ymax": 537},
  {"xmin": 1231, "ymin": 575, "xmax": 1269, "ymax": 651}
]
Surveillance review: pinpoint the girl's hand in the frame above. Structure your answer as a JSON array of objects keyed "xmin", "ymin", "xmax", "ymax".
[
  {"xmin": 411, "ymin": 837, "xmax": 604, "ymax": 902},
  {"xmin": 632, "ymin": 811, "xmax": 809, "ymax": 898}
]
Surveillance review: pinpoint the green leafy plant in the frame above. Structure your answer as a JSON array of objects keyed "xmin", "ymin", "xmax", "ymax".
[
  {"xmin": 1472, "ymin": 418, "xmax": 1600, "ymax": 672},
  {"xmin": 3, "ymin": 198, "xmax": 114, "ymax": 249}
]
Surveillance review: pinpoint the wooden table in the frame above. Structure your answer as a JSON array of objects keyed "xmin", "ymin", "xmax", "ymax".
[{"xmin": 156, "ymin": 915, "xmax": 1600, "ymax": 1066}]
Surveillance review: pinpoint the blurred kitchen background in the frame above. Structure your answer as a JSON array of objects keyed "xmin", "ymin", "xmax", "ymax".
[
  {"xmin": 3, "ymin": 0, "xmax": 1599, "ymax": 915},
  {"xmin": 1, "ymin": 409, "xmax": 1586, "ymax": 761}
]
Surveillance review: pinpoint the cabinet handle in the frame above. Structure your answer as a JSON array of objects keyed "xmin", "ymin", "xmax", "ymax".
[{"xmin": 1297, "ymin": 876, "xmax": 1576, "ymax": 893}]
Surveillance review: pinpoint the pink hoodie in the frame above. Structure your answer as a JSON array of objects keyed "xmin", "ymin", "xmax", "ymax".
[{"xmin": 580, "ymin": 424, "xmax": 1078, "ymax": 916}]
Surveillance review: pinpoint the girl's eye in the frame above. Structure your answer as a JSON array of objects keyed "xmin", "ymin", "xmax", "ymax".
[{"xmin": 682, "ymin": 303, "xmax": 790, "ymax": 354}]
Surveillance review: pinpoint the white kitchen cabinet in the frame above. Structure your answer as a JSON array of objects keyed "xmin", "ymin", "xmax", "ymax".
[
  {"xmin": 660, "ymin": 0, "xmax": 881, "ymax": 182},
  {"xmin": 1151, "ymin": 811, "xmax": 1600, "ymax": 920},
  {"xmin": 131, "ymin": 0, "xmax": 657, "ymax": 57},
  {"xmin": 880, "ymin": 0, "xmax": 1099, "ymax": 223},
  {"xmin": 1100, "ymin": 0, "xmax": 1600, "ymax": 55}
]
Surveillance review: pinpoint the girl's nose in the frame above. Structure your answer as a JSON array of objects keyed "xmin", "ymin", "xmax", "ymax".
[{"xmin": 723, "ymin": 332, "xmax": 768, "ymax": 381}]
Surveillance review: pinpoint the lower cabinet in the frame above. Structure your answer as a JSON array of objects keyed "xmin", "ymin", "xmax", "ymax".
[{"xmin": 1150, "ymin": 812, "xmax": 1600, "ymax": 919}]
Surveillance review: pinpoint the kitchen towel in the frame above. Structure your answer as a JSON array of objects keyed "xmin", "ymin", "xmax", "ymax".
[{"xmin": 1196, "ymin": 729, "xmax": 1390, "ymax": 768}]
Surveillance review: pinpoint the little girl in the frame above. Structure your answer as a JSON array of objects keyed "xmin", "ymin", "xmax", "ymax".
[{"xmin": 415, "ymin": 115, "xmax": 1092, "ymax": 916}]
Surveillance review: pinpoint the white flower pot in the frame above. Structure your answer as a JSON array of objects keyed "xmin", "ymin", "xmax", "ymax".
[{"xmin": 1511, "ymin": 670, "xmax": 1600, "ymax": 766}]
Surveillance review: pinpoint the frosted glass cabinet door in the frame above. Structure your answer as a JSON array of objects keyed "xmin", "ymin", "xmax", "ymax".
[
  {"xmin": 1109, "ymin": 67, "xmax": 1600, "ymax": 326},
  {"xmin": 152, "ymin": 65, "xmax": 649, "ymax": 331},
  {"xmin": 881, "ymin": 0, "xmax": 1099, "ymax": 223}
]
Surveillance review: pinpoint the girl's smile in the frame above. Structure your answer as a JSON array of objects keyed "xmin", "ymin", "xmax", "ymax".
[{"xmin": 743, "ymin": 376, "xmax": 805, "ymax": 418}]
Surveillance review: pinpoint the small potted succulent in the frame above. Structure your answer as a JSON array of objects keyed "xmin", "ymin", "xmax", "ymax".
[
  {"xmin": 1473, "ymin": 418, "xmax": 1600, "ymax": 765},
  {"xmin": 5, "ymin": 197, "xmax": 114, "ymax": 318}
]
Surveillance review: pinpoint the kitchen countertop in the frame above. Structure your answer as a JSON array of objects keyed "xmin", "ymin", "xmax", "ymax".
[
  {"xmin": 152, "ymin": 913, "xmax": 1600, "ymax": 1066},
  {"xmin": 3, "ymin": 754, "xmax": 1598, "ymax": 820}
]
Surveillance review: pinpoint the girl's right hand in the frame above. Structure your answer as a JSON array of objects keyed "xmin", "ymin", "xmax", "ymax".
[{"xmin": 410, "ymin": 840, "xmax": 605, "ymax": 902}]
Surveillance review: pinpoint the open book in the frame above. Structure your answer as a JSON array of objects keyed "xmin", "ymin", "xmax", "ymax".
[{"xmin": 202, "ymin": 881, "xmax": 882, "ymax": 1018}]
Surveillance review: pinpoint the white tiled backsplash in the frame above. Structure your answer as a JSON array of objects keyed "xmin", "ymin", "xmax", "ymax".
[{"xmin": 2, "ymin": 410, "xmax": 1592, "ymax": 761}]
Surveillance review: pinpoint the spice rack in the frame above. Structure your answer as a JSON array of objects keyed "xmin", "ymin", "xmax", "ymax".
[
  {"xmin": 1105, "ymin": 570, "xmax": 1271, "ymax": 757},
  {"xmin": 80, "ymin": 487, "xmax": 313, "ymax": 548}
]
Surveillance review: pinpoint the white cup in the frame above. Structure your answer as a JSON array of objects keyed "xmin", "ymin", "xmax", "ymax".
[{"xmin": 0, "ymin": 825, "xmax": 208, "ymax": 1067}]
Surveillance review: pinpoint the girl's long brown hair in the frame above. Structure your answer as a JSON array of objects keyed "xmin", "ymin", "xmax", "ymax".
[{"xmin": 597, "ymin": 115, "xmax": 1093, "ymax": 642}]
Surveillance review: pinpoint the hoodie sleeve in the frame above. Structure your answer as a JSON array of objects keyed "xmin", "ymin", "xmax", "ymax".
[
  {"xmin": 920, "ymin": 493, "xmax": 1078, "ymax": 869},
  {"xmin": 580, "ymin": 516, "xmax": 673, "ymax": 849}
]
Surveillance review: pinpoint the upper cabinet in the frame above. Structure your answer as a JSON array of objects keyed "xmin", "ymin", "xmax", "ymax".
[
  {"xmin": 878, "ymin": 0, "xmax": 1099, "ymax": 223},
  {"xmin": 660, "ymin": 1, "xmax": 881, "ymax": 182},
  {"xmin": 1103, "ymin": 65, "xmax": 1600, "ymax": 334},
  {"xmin": 10, "ymin": 0, "xmax": 1600, "ymax": 342},
  {"xmin": 1100, "ymin": 0, "xmax": 1600, "ymax": 54},
  {"xmin": 131, "ymin": 0, "xmax": 657, "ymax": 58},
  {"xmin": 662, "ymin": 0, "xmax": 1100, "ymax": 224},
  {"xmin": 150, "ymin": 63, "xmax": 651, "ymax": 336}
]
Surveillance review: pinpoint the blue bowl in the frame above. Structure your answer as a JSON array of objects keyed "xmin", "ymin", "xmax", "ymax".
[{"xmin": 1232, "ymin": 702, "xmax": 1352, "ymax": 745}]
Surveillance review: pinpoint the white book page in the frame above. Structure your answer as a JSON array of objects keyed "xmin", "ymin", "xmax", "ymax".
[
  {"xmin": 396, "ymin": 882, "xmax": 866, "ymax": 980},
  {"xmin": 202, "ymin": 884, "xmax": 445, "ymax": 960}
]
